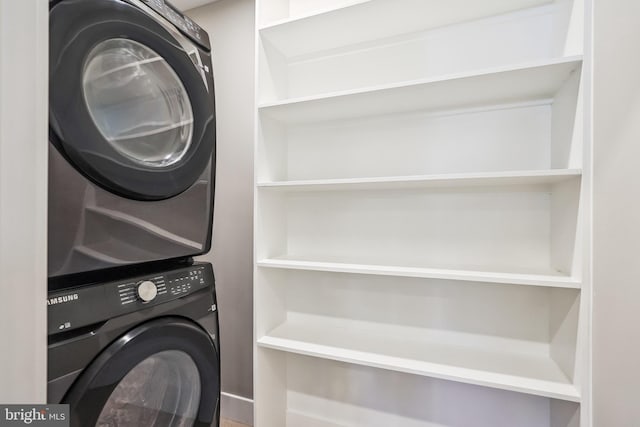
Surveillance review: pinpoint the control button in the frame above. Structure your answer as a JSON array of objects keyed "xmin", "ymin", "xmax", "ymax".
[{"xmin": 137, "ymin": 281, "xmax": 158, "ymax": 302}]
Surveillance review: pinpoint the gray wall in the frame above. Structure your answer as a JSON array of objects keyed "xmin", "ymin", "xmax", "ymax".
[
  {"xmin": 592, "ymin": 0, "xmax": 640, "ymax": 425},
  {"xmin": 188, "ymin": 0, "xmax": 255, "ymax": 402}
]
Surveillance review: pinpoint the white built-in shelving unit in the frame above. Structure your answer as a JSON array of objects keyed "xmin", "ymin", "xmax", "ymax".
[{"xmin": 254, "ymin": 0, "xmax": 590, "ymax": 425}]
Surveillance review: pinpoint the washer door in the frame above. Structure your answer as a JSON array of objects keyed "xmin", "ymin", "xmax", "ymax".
[
  {"xmin": 63, "ymin": 318, "xmax": 220, "ymax": 427},
  {"xmin": 49, "ymin": 0, "xmax": 215, "ymax": 201}
]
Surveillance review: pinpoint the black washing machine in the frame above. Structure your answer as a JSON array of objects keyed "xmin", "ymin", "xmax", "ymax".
[
  {"xmin": 49, "ymin": 0, "xmax": 216, "ymax": 283},
  {"xmin": 47, "ymin": 262, "xmax": 220, "ymax": 427}
]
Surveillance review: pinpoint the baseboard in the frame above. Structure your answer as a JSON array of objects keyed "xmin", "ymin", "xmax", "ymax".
[{"xmin": 221, "ymin": 391, "xmax": 254, "ymax": 426}]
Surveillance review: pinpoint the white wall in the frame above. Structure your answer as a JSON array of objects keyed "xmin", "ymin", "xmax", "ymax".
[
  {"xmin": 0, "ymin": 0, "xmax": 48, "ymax": 403},
  {"xmin": 592, "ymin": 0, "xmax": 640, "ymax": 424},
  {"xmin": 187, "ymin": 0, "xmax": 256, "ymax": 422}
]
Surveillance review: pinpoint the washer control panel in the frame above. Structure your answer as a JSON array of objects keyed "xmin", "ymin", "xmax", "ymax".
[
  {"xmin": 47, "ymin": 263, "xmax": 214, "ymax": 335},
  {"xmin": 117, "ymin": 276, "xmax": 167, "ymax": 305},
  {"xmin": 116, "ymin": 266, "xmax": 208, "ymax": 306},
  {"xmin": 167, "ymin": 267, "xmax": 206, "ymax": 297}
]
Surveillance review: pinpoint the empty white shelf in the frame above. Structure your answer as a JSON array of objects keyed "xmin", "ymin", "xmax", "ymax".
[
  {"xmin": 257, "ymin": 169, "xmax": 582, "ymax": 192},
  {"xmin": 257, "ymin": 257, "xmax": 581, "ymax": 289},
  {"xmin": 260, "ymin": 0, "xmax": 554, "ymax": 57},
  {"xmin": 258, "ymin": 57, "xmax": 583, "ymax": 123},
  {"xmin": 256, "ymin": 0, "xmax": 588, "ymax": 424},
  {"xmin": 258, "ymin": 315, "xmax": 580, "ymax": 402}
]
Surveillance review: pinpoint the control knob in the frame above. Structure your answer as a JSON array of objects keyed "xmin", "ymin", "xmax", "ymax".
[{"xmin": 137, "ymin": 280, "xmax": 158, "ymax": 302}]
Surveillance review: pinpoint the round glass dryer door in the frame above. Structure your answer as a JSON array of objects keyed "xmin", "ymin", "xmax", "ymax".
[
  {"xmin": 49, "ymin": 0, "xmax": 216, "ymax": 201},
  {"xmin": 83, "ymin": 39, "xmax": 194, "ymax": 169}
]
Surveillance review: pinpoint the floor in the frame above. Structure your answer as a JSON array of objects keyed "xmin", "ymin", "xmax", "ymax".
[{"xmin": 221, "ymin": 419, "xmax": 251, "ymax": 427}]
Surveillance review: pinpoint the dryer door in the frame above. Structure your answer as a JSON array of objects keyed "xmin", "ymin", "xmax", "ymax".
[
  {"xmin": 63, "ymin": 317, "xmax": 220, "ymax": 427},
  {"xmin": 49, "ymin": 0, "xmax": 215, "ymax": 201}
]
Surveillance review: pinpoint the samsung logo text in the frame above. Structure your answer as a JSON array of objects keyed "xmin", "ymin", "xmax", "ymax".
[{"xmin": 47, "ymin": 294, "xmax": 78, "ymax": 306}]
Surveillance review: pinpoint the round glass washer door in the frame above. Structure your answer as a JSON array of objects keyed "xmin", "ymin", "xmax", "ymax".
[
  {"xmin": 60, "ymin": 317, "xmax": 220, "ymax": 426},
  {"xmin": 83, "ymin": 38, "xmax": 194, "ymax": 168},
  {"xmin": 96, "ymin": 350, "xmax": 201, "ymax": 427}
]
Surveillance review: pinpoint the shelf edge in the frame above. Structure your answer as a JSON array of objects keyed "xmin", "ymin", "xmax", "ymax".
[
  {"xmin": 256, "ymin": 259, "xmax": 582, "ymax": 289},
  {"xmin": 257, "ymin": 336, "xmax": 581, "ymax": 402},
  {"xmin": 257, "ymin": 169, "xmax": 583, "ymax": 191}
]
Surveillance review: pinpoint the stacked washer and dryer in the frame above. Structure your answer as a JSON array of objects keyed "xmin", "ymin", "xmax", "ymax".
[{"xmin": 47, "ymin": 0, "xmax": 220, "ymax": 426}]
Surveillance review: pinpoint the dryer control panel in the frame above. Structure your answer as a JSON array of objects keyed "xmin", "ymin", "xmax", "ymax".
[
  {"xmin": 140, "ymin": 0, "xmax": 211, "ymax": 50},
  {"xmin": 47, "ymin": 263, "xmax": 215, "ymax": 335}
]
